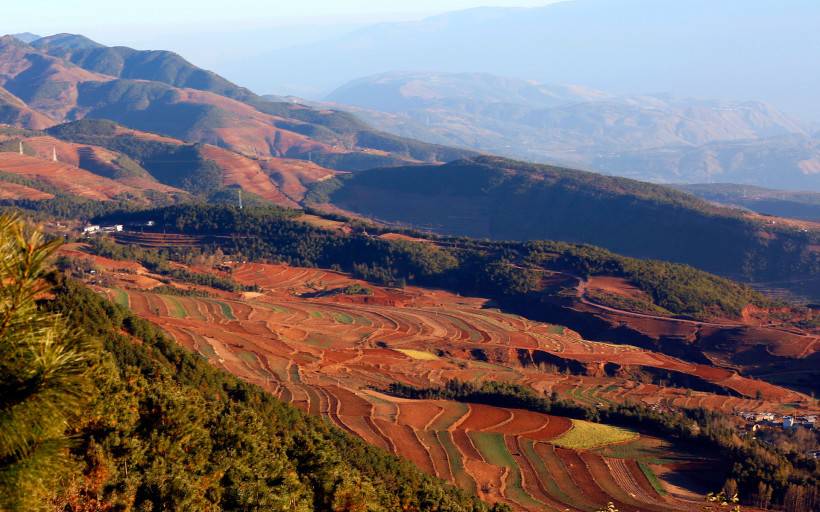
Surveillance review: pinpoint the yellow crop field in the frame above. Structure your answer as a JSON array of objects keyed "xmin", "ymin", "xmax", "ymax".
[
  {"xmin": 551, "ymin": 419, "xmax": 638, "ymax": 449},
  {"xmin": 395, "ymin": 349, "xmax": 440, "ymax": 361}
]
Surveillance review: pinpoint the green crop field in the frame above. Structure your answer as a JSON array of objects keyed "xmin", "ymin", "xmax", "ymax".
[
  {"xmin": 450, "ymin": 317, "xmax": 484, "ymax": 342},
  {"xmin": 469, "ymin": 432, "xmax": 544, "ymax": 508},
  {"xmin": 429, "ymin": 402, "xmax": 469, "ymax": 431},
  {"xmin": 238, "ymin": 351, "xmax": 258, "ymax": 366},
  {"xmin": 334, "ymin": 312, "xmax": 354, "ymax": 324},
  {"xmin": 595, "ymin": 438, "xmax": 676, "ymax": 465},
  {"xmin": 304, "ymin": 334, "xmax": 334, "ymax": 349},
  {"xmin": 215, "ymin": 300, "xmax": 236, "ymax": 320},
  {"xmin": 163, "ymin": 295, "xmax": 188, "ymax": 318},
  {"xmin": 638, "ymin": 461, "xmax": 667, "ymax": 495},
  {"xmin": 520, "ymin": 438, "xmax": 575, "ymax": 506},
  {"xmin": 437, "ymin": 431, "xmax": 475, "ymax": 493},
  {"xmin": 111, "ymin": 288, "xmax": 129, "ymax": 308},
  {"xmin": 552, "ymin": 420, "xmax": 638, "ymax": 450}
]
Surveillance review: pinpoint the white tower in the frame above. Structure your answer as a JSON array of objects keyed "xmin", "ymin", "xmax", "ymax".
[
  {"xmin": 52, "ymin": 147, "xmax": 57, "ymax": 162},
  {"xmin": 238, "ymin": 188, "xmax": 243, "ymax": 210},
  {"xmin": 18, "ymin": 141, "xmax": 23, "ymax": 155}
]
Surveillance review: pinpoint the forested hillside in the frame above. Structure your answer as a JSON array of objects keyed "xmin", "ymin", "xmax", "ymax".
[{"xmin": 328, "ymin": 156, "xmax": 820, "ymax": 296}]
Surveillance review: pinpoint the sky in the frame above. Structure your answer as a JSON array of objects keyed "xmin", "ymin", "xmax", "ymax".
[
  {"xmin": 3, "ymin": 0, "xmax": 558, "ymax": 39},
  {"xmin": 1, "ymin": 0, "xmax": 561, "ymax": 79}
]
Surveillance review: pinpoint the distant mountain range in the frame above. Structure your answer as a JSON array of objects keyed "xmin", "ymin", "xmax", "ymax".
[
  {"xmin": 243, "ymin": 0, "xmax": 820, "ymax": 122},
  {"xmin": 0, "ymin": 34, "xmax": 471, "ymax": 170},
  {"xmin": 593, "ymin": 134, "xmax": 820, "ymax": 191},
  {"xmin": 325, "ymin": 71, "xmax": 820, "ymax": 190},
  {"xmin": 11, "ymin": 33, "xmax": 40, "ymax": 43}
]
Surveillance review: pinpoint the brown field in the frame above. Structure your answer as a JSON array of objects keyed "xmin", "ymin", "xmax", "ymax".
[
  {"xmin": 111, "ymin": 232, "xmax": 210, "ymax": 248},
  {"xmin": 74, "ymin": 254, "xmax": 817, "ymax": 511},
  {"xmin": 17, "ymin": 135, "xmax": 185, "ymax": 195},
  {"xmin": 587, "ymin": 276, "xmax": 653, "ymax": 302},
  {"xmin": 262, "ymin": 157, "xmax": 337, "ymax": 202},
  {"xmin": 0, "ymin": 153, "xmax": 138, "ymax": 200},
  {"xmin": 200, "ymin": 144, "xmax": 297, "ymax": 207},
  {"xmin": 296, "ymin": 214, "xmax": 350, "ymax": 232},
  {"xmin": 0, "ymin": 180, "xmax": 53, "ymax": 200}
]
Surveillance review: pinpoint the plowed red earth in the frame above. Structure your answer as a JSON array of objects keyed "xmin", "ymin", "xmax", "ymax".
[
  {"xmin": 17, "ymin": 135, "xmax": 184, "ymax": 195},
  {"xmin": 0, "ymin": 180, "xmax": 53, "ymax": 200},
  {"xmin": 200, "ymin": 145, "xmax": 297, "ymax": 206},
  {"xmin": 80, "ymin": 255, "xmax": 817, "ymax": 512},
  {"xmin": 262, "ymin": 157, "xmax": 336, "ymax": 202},
  {"xmin": 0, "ymin": 153, "xmax": 138, "ymax": 200}
]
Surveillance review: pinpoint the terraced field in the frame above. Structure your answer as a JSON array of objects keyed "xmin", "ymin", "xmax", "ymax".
[{"xmin": 87, "ymin": 259, "xmax": 816, "ymax": 511}]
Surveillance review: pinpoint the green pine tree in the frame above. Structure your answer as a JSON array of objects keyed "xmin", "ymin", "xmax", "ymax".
[{"xmin": 0, "ymin": 214, "xmax": 99, "ymax": 511}]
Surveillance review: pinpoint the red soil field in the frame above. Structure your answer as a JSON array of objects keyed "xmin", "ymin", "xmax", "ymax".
[
  {"xmin": 200, "ymin": 145, "xmax": 297, "ymax": 207},
  {"xmin": 24, "ymin": 135, "xmax": 115, "ymax": 169},
  {"xmin": 0, "ymin": 153, "xmax": 138, "ymax": 200},
  {"xmin": 587, "ymin": 276, "xmax": 652, "ymax": 302},
  {"xmin": 262, "ymin": 157, "xmax": 336, "ymax": 202},
  {"xmin": 0, "ymin": 180, "xmax": 53, "ymax": 200},
  {"xmin": 461, "ymin": 404, "xmax": 513, "ymax": 432}
]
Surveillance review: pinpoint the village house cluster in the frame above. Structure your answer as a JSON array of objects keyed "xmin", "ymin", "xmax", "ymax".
[
  {"xmin": 82, "ymin": 224, "xmax": 123, "ymax": 235},
  {"xmin": 82, "ymin": 220, "xmax": 155, "ymax": 235},
  {"xmin": 737, "ymin": 410, "xmax": 817, "ymax": 431}
]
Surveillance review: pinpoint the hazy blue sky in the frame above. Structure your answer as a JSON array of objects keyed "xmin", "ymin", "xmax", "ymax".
[
  {"xmin": 2, "ymin": 0, "xmax": 560, "ymax": 74},
  {"xmin": 3, "ymin": 1, "xmax": 558, "ymax": 36}
]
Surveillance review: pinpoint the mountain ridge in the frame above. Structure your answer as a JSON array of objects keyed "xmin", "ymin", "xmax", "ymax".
[{"xmin": 0, "ymin": 34, "xmax": 475, "ymax": 170}]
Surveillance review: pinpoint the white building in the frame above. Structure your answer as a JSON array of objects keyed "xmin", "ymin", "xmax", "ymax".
[{"xmin": 83, "ymin": 225, "xmax": 100, "ymax": 234}]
